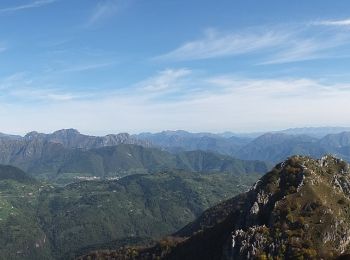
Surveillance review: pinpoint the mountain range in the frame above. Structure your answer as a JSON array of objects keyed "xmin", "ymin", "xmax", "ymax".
[
  {"xmin": 2, "ymin": 128, "xmax": 350, "ymax": 171},
  {"xmin": 135, "ymin": 129, "xmax": 350, "ymax": 163},
  {"xmin": 234, "ymin": 132, "xmax": 350, "ymax": 163},
  {"xmin": 0, "ymin": 129, "xmax": 151, "ymax": 149},
  {"xmin": 0, "ymin": 133, "xmax": 270, "ymax": 184}
]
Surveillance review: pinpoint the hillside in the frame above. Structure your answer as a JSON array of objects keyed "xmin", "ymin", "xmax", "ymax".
[
  {"xmin": 0, "ymin": 165, "xmax": 37, "ymax": 183},
  {"xmin": 38, "ymin": 171, "xmax": 259, "ymax": 259},
  {"xmin": 175, "ymin": 150, "xmax": 269, "ymax": 174},
  {"xmin": 0, "ymin": 164, "xmax": 260, "ymax": 259},
  {"xmin": 0, "ymin": 166, "xmax": 53, "ymax": 259},
  {"xmin": 81, "ymin": 155, "xmax": 350, "ymax": 259}
]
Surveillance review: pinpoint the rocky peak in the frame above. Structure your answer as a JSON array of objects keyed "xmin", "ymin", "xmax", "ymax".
[
  {"xmin": 24, "ymin": 131, "xmax": 46, "ymax": 141},
  {"xmin": 51, "ymin": 128, "xmax": 81, "ymax": 137},
  {"xmin": 229, "ymin": 155, "xmax": 350, "ymax": 259}
]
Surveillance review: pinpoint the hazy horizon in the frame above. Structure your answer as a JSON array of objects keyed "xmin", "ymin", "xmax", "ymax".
[
  {"xmin": 2, "ymin": 125, "xmax": 350, "ymax": 137},
  {"xmin": 1, "ymin": 1, "xmax": 350, "ymax": 134}
]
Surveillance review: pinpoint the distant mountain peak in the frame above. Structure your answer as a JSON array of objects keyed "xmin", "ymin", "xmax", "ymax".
[
  {"xmin": 24, "ymin": 131, "xmax": 45, "ymax": 140},
  {"xmin": 52, "ymin": 128, "xmax": 81, "ymax": 135},
  {"xmin": 160, "ymin": 130, "xmax": 191, "ymax": 136}
]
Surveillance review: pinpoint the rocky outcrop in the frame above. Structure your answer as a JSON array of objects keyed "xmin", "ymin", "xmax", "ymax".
[{"xmin": 226, "ymin": 155, "xmax": 350, "ymax": 259}]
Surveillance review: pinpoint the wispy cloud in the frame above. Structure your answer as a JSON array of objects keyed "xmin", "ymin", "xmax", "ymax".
[
  {"xmin": 0, "ymin": 73, "xmax": 31, "ymax": 90},
  {"xmin": 0, "ymin": 0, "xmax": 57, "ymax": 14},
  {"xmin": 0, "ymin": 45, "xmax": 6, "ymax": 53},
  {"xmin": 87, "ymin": 0, "xmax": 120, "ymax": 26},
  {"xmin": 261, "ymin": 33, "xmax": 350, "ymax": 64},
  {"xmin": 205, "ymin": 76, "xmax": 333, "ymax": 98},
  {"xmin": 0, "ymin": 41, "xmax": 9, "ymax": 54},
  {"xmin": 8, "ymin": 87, "xmax": 78, "ymax": 101},
  {"xmin": 156, "ymin": 24, "xmax": 350, "ymax": 64},
  {"xmin": 137, "ymin": 68, "xmax": 192, "ymax": 93},
  {"xmin": 155, "ymin": 28, "xmax": 289, "ymax": 61},
  {"xmin": 58, "ymin": 62, "xmax": 114, "ymax": 73},
  {"xmin": 0, "ymin": 72, "xmax": 82, "ymax": 102},
  {"xmin": 315, "ymin": 18, "xmax": 350, "ymax": 26}
]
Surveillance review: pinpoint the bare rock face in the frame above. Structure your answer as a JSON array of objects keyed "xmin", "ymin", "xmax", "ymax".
[{"xmin": 232, "ymin": 226, "xmax": 270, "ymax": 258}]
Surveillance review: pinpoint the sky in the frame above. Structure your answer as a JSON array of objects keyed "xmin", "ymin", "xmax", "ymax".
[{"xmin": 1, "ymin": 0, "xmax": 350, "ymax": 135}]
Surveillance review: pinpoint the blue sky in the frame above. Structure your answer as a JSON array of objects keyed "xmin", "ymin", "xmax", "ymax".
[{"xmin": 1, "ymin": 0, "xmax": 350, "ymax": 135}]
